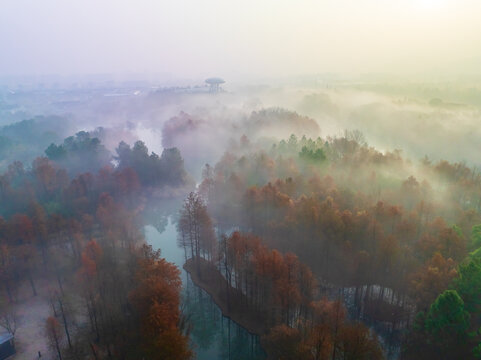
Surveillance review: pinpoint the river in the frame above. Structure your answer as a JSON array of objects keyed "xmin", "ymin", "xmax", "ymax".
[{"xmin": 145, "ymin": 218, "xmax": 265, "ymax": 360}]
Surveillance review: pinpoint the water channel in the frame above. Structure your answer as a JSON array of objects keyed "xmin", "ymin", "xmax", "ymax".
[{"xmin": 145, "ymin": 218, "xmax": 265, "ymax": 360}]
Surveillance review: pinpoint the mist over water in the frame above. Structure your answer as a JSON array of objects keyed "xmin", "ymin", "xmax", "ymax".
[
  {"xmin": 146, "ymin": 219, "xmax": 264, "ymax": 359},
  {"xmin": 2, "ymin": 1, "xmax": 481, "ymax": 359}
]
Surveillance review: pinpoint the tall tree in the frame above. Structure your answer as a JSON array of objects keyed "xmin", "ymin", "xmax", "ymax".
[
  {"xmin": 424, "ymin": 290, "xmax": 470, "ymax": 359},
  {"xmin": 45, "ymin": 316, "xmax": 64, "ymax": 360},
  {"xmin": 130, "ymin": 245, "xmax": 192, "ymax": 360}
]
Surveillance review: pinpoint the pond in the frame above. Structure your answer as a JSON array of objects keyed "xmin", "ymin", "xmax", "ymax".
[{"xmin": 145, "ymin": 218, "xmax": 265, "ymax": 360}]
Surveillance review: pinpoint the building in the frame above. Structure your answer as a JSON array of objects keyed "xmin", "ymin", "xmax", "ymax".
[
  {"xmin": 0, "ymin": 333, "xmax": 15, "ymax": 360},
  {"xmin": 205, "ymin": 77, "xmax": 225, "ymax": 93}
]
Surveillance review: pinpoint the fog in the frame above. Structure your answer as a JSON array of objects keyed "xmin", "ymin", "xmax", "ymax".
[
  {"xmin": 1, "ymin": 0, "xmax": 481, "ymax": 78},
  {"xmin": 1, "ymin": 77, "xmax": 481, "ymax": 178},
  {"xmin": 2, "ymin": 1, "xmax": 481, "ymax": 359}
]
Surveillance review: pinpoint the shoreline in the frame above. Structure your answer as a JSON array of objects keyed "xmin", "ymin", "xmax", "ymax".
[{"xmin": 183, "ymin": 257, "xmax": 269, "ymax": 337}]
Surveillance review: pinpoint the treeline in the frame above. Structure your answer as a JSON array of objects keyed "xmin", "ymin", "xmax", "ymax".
[
  {"xmin": 178, "ymin": 193, "xmax": 383, "ymax": 359},
  {"xmin": 116, "ymin": 140, "xmax": 190, "ymax": 188},
  {"xmin": 0, "ymin": 116, "xmax": 73, "ymax": 170},
  {"xmin": 45, "ymin": 131, "xmax": 190, "ymax": 188},
  {"xmin": 45, "ymin": 131, "xmax": 110, "ymax": 176},
  {"xmin": 0, "ymin": 136, "xmax": 189, "ymax": 217},
  {"xmin": 0, "ymin": 143, "xmax": 193, "ymax": 359},
  {"xmin": 194, "ymin": 133, "xmax": 481, "ymax": 358}
]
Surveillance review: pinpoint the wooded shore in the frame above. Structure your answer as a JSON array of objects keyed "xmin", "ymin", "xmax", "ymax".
[{"xmin": 183, "ymin": 257, "xmax": 269, "ymax": 336}]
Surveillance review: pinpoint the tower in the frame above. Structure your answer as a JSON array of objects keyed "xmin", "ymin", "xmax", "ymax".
[{"xmin": 205, "ymin": 77, "xmax": 225, "ymax": 93}]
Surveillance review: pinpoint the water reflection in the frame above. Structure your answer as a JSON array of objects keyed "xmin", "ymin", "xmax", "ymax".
[{"xmin": 145, "ymin": 218, "xmax": 265, "ymax": 360}]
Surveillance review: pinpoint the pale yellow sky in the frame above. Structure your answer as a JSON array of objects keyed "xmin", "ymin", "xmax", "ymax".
[{"xmin": 1, "ymin": 0, "xmax": 480, "ymax": 79}]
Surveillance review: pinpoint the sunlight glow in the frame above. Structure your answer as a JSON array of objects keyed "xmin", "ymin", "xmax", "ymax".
[{"xmin": 417, "ymin": 0, "xmax": 444, "ymax": 10}]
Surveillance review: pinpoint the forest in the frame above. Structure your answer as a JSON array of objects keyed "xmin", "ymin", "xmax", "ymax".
[
  {"xmin": 2, "ymin": 1, "xmax": 481, "ymax": 357},
  {"xmin": 1, "ymin": 77, "xmax": 481, "ymax": 359},
  {"xmin": 0, "ymin": 131, "xmax": 194, "ymax": 359},
  {"xmin": 175, "ymin": 131, "xmax": 481, "ymax": 359}
]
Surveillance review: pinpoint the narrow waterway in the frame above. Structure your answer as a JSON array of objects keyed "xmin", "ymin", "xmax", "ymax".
[{"xmin": 145, "ymin": 218, "xmax": 265, "ymax": 360}]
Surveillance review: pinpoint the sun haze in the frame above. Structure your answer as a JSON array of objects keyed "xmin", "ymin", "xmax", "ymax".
[{"xmin": 0, "ymin": 0, "xmax": 480, "ymax": 79}]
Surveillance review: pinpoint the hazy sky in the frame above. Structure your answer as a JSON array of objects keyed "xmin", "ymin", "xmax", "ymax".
[{"xmin": 1, "ymin": 0, "xmax": 480, "ymax": 80}]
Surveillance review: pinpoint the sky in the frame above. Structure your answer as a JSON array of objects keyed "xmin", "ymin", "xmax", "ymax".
[{"xmin": 1, "ymin": 0, "xmax": 480, "ymax": 80}]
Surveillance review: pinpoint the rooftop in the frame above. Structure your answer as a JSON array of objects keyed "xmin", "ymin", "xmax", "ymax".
[
  {"xmin": 0, "ymin": 333, "xmax": 13, "ymax": 344},
  {"xmin": 205, "ymin": 77, "xmax": 225, "ymax": 85}
]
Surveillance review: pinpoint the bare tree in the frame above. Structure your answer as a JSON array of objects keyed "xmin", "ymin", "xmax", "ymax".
[
  {"xmin": 56, "ymin": 294, "xmax": 73, "ymax": 349},
  {"xmin": 0, "ymin": 301, "xmax": 18, "ymax": 335},
  {"xmin": 46, "ymin": 316, "xmax": 64, "ymax": 360},
  {"xmin": 178, "ymin": 192, "xmax": 216, "ymax": 268}
]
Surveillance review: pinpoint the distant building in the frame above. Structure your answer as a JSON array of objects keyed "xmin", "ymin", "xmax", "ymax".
[
  {"xmin": 205, "ymin": 77, "xmax": 225, "ymax": 93},
  {"xmin": 0, "ymin": 333, "xmax": 15, "ymax": 360}
]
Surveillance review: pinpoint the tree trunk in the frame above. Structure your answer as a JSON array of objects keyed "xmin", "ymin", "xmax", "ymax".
[
  {"xmin": 28, "ymin": 271, "xmax": 37, "ymax": 296},
  {"xmin": 58, "ymin": 297, "xmax": 72, "ymax": 349}
]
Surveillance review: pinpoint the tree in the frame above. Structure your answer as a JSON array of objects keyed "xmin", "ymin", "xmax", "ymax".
[
  {"xmin": 337, "ymin": 323, "xmax": 383, "ymax": 360},
  {"xmin": 160, "ymin": 147, "xmax": 187, "ymax": 186},
  {"xmin": 45, "ymin": 131, "xmax": 111, "ymax": 175},
  {"xmin": 178, "ymin": 192, "xmax": 216, "ymax": 268},
  {"xmin": 453, "ymin": 257, "xmax": 481, "ymax": 313},
  {"xmin": 115, "ymin": 140, "xmax": 187, "ymax": 187},
  {"xmin": 309, "ymin": 298, "xmax": 347, "ymax": 360},
  {"xmin": 0, "ymin": 300, "xmax": 18, "ymax": 335},
  {"xmin": 32, "ymin": 157, "xmax": 57, "ymax": 196},
  {"xmin": 299, "ymin": 146, "xmax": 326, "ymax": 163},
  {"xmin": 424, "ymin": 290, "xmax": 470, "ymax": 359},
  {"xmin": 262, "ymin": 324, "xmax": 306, "ymax": 360},
  {"xmin": 80, "ymin": 239, "xmax": 103, "ymax": 279},
  {"xmin": 130, "ymin": 245, "xmax": 192, "ymax": 360},
  {"xmin": 15, "ymin": 244, "xmax": 38, "ymax": 296},
  {"xmin": 30, "ymin": 202, "xmax": 48, "ymax": 263},
  {"xmin": 279, "ymin": 252, "xmax": 301, "ymax": 326},
  {"xmin": 77, "ymin": 239, "xmax": 103, "ymax": 343},
  {"xmin": 410, "ymin": 252, "xmax": 457, "ymax": 311},
  {"xmin": 303, "ymin": 321, "xmax": 332, "ymax": 360},
  {"xmin": 471, "ymin": 224, "xmax": 481, "ymax": 249},
  {"xmin": 56, "ymin": 292, "xmax": 73, "ymax": 349},
  {"xmin": 0, "ymin": 244, "xmax": 16, "ymax": 302},
  {"xmin": 46, "ymin": 316, "xmax": 64, "ymax": 360}
]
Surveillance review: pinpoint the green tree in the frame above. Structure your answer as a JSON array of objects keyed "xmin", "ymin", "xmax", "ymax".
[
  {"xmin": 299, "ymin": 146, "xmax": 326, "ymax": 163},
  {"xmin": 473, "ymin": 342, "xmax": 481, "ymax": 358},
  {"xmin": 453, "ymin": 258, "xmax": 481, "ymax": 313},
  {"xmin": 472, "ymin": 224, "xmax": 481, "ymax": 249},
  {"xmin": 424, "ymin": 290, "xmax": 470, "ymax": 358}
]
